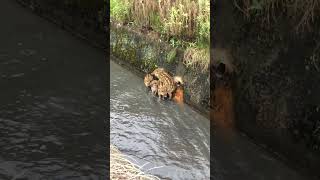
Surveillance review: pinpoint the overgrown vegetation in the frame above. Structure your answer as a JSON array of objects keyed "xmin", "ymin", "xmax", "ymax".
[
  {"xmin": 234, "ymin": 0, "xmax": 320, "ymax": 33},
  {"xmin": 183, "ymin": 47, "xmax": 210, "ymax": 72},
  {"xmin": 110, "ymin": 0, "xmax": 210, "ymax": 72},
  {"xmin": 110, "ymin": 0, "xmax": 130, "ymax": 22}
]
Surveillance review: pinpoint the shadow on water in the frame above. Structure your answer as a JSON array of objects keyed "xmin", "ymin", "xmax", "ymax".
[
  {"xmin": 110, "ymin": 60, "xmax": 210, "ymax": 179},
  {"xmin": 0, "ymin": 51, "xmax": 107, "ymax": 179}
]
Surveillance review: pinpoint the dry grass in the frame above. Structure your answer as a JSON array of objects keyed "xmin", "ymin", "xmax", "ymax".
[
  {"xmin": 234, "ymin": 0, "xmax": 320, "ymax": 33},
  {"xmin": 111, "ymin": 0, "xmax": 210, "ymax": 72},
  {"xmin": 110, "ymin": 145, "xmax": 162, "ymax": 180},
  {"xmin": 183, "ymin": 47, "xmax": 210, "ymax": 72},
  {"xmin": 111, "ymin": 0, "xmax": 210, "ymax": 43},
  {"xmin": 131, "ymin": 0, "xmax": 158, "ymax": 27}
]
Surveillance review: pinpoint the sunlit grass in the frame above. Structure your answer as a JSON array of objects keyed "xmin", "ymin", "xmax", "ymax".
[
  {"xmin": 110, "ymin": 0, "xmax": 210, "ymax": 72},
  {"xmin": 110, "ymin": 0, "xmax": 210, "ymax": 46}
]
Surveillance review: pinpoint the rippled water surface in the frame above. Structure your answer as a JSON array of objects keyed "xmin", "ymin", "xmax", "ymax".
[
  {"xmin": 110, "ymin": 60, "xmax": 210, "ymax": 179},
  {"xmin": 1, "ymin": 0, "xmax": 313, "ymax": 180},
  {"xmin": 0, "ymin": 0, "xmax": 107, "ymax": 178}
]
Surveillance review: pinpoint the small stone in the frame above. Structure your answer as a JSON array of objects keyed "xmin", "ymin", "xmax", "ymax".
[
  {"xmin": 18, "ymin": 42, "xmax": 23, "ymax": 46},
  {"xmin": 41, "ymin": 57, "xmax": 47, "ymax": 61}
]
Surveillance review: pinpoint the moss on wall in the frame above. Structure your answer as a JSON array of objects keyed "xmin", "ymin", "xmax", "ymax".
[
  {"xmin": 16, "ymin": 0, "xmax": 210, "ymax": 115},
  {"xmin": 110, "ymin": 23, "xmax": 210, "ymax": 114},
  {"xmin": 213, "ymin": 1, "xmax": 320, "ymax": 178}
]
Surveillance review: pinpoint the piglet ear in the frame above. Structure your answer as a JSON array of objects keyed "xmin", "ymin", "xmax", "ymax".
[
  {"xmin": 152, "ymin": 74, "xmax": 158, "ymax": 80},
  {"xmin": 173, "ymin": 76, "xmax": 184, "ymax": 85}
]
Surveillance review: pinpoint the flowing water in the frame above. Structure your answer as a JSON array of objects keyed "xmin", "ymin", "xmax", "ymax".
[
  {"xmin": 0, "ymin": 0, "xmax": 315, "ymax": 180},
  {"xmin": 109, "ymin": 60, "xmax": 312, "ymax": 180},
  {"xmin": 0, "ymin": 0, "xmax": 107, "ymax": 179},
  {"xmin": 110, "ymin": 60, "xmax": 210, "ymax": 179}
]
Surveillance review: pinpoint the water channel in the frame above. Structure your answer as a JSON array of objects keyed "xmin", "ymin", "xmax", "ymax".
[
  {"xmin": 0, "ymin": 0, "xmax": 107, "ymax": 178},
  {"xmin": 0, "ymin": 0, "xmax": 314, "ymax": 179},
  {"xmin": 110, "ymin": 60, "xmax": 210, "ymax": 179}
]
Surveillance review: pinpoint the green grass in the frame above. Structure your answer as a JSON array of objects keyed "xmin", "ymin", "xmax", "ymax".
[
  {"xmin": 110, "ymin": 0, "xmax": 130, "ymax": 22},
  {"xmin": 110, "ymin": 0, "xmax": 210, "ymax": 72},
  {"xmin": 110, "ymin": 0, "xmax": 210, "ymax": 46}
]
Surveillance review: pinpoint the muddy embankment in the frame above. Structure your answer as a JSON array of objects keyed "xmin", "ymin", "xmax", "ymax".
[
  {"xmin": 212, "ymin": 1, "xmax": 320, "ymax": 178},
  {"xmin": 15, "ymin": 0, "xmax": 107, "ymax": 50},
  {"xmin": 110, "ymin": 21, "xmax": 210, "ymax": 115}
]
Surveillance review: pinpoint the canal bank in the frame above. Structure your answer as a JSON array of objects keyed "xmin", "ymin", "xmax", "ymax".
[
  {"xmin": 12, "ymin": 0, "xmax": 317, "ymax": 179},
  {"xmin": 15, "ymin": 0, "xmax": 210, "ymax": 116},
  {"xmin": 110, "ymin": 22, "xmax": 210, "ymax": 116},
  {"xmin": 213, "ymin": 1, "xmax": 320, "ymax": 178},
  {"xmin": 110, "ymin": 57, "xmax": 312, "ymax": 180},
  {"xmin": 110, "ymin": 59, "xmax": 210, "ymax": 179}
]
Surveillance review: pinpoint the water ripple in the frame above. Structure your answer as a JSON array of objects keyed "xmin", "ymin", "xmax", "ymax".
[{"xmin": 110, "ymin": 61, "xmax": 210, "ymax": 179}]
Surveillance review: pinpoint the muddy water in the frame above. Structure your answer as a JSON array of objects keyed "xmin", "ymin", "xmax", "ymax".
[{"xmin": 110, "ymin": 60, "xmax": 210, "ymax": 179}]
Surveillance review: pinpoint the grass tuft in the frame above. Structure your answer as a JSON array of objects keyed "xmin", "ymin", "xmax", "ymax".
[
  {"xmin": 110, "ymin": 0, "xmax": 210, "ymax": 45},
  {"xmin": 110, "ymin": 0, "xmax": 210, "ymax": 72},
  {"xmin": 110, "ymin": 144, "xmax": 162, "ymax": 180},
  {"xmin": 234, "ymin": 0, "xmax": 320, "ymax": 33},
  {"xmin": 183, "ymin": 47, "xmax": 210, "ymax": 72}
]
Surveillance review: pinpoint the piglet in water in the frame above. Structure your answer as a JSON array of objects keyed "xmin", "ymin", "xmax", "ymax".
[
  {"xmin": 173, "ymin": 87, "xmax": 184, "ymax": 104},
  {"xmin": 150, "ymin": 80, "xmax": 159, "ymax": 96},
  {"xmin": 172, "ymin": 86, "xmax": 184, "ymax": 111}
]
